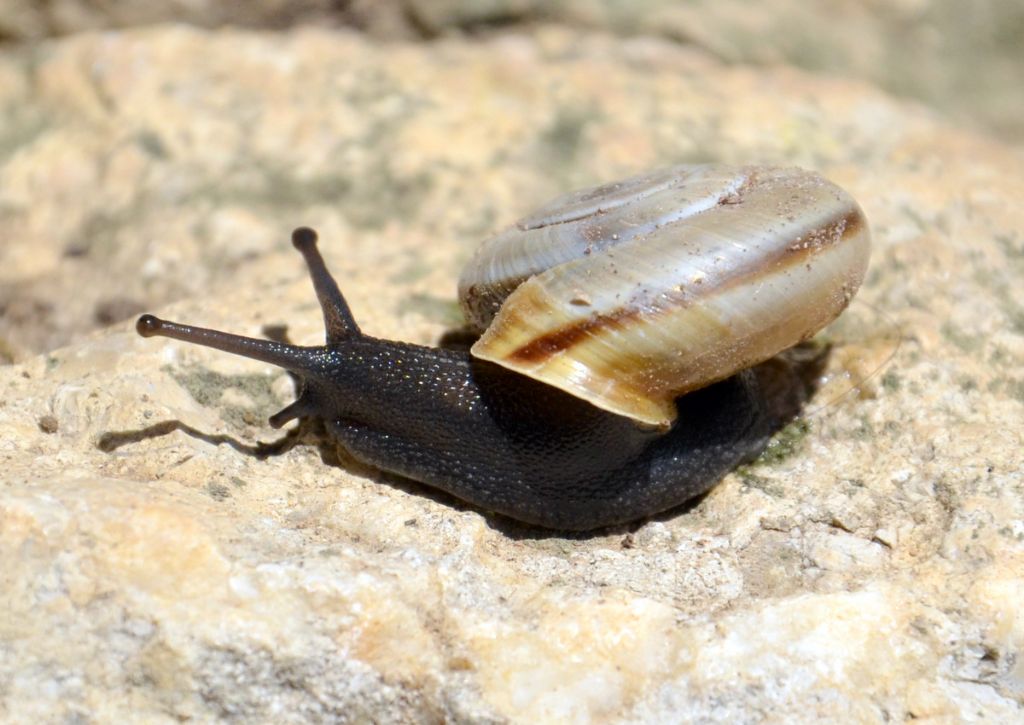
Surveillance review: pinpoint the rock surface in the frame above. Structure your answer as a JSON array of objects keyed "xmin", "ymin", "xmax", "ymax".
[
  {"xmin": 1, "ymin": 25, "xmax": 1023, "ymax": 723},
  {"xmin": 2, "ymin": 1, "xmax": 1022, "ymax": 146}
]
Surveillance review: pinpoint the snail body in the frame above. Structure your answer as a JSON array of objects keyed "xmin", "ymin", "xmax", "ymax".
[{"xmin": 136, "ymin": 164, "xmax": 869, "ymax": 530}]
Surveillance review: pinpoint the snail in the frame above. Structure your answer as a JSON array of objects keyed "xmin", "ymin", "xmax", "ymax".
[{"xmin": 136, "ymin": 164, "xmax": 870, "ymax": 530}]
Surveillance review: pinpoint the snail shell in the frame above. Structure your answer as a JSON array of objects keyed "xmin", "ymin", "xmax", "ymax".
[{"xmin": 458, "ymin": 164, "xmax": 870, "ymax": 429}]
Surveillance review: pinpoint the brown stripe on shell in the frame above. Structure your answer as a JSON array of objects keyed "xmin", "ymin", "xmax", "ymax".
[
  {"xmin": 506, "ymin": 204, "xmax": 865, "ymax": 368},
  {"xmin": 506, "ymin": 309, "xmax": 630, "ymax": 364}
]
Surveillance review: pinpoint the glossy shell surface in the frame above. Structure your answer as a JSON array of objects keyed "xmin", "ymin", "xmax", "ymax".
[{"xmin": 458, "ymin": 164, "xmax": 871, "ymax": 428}]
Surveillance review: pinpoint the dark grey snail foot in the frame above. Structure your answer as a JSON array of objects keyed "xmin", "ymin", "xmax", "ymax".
[
  {"xmin": 314, "ymin": 355, "xmax": 824, "ymax": 533},
  {"xmin": 436, "ymin": 327, "xmax": 480, "ymax": 352},
  {"xmin": 752, "ymin": 342, "xmax": 832, "ymax": 422}
]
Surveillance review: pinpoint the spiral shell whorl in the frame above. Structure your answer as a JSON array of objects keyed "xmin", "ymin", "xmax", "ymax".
[{"xmin": 458, "ymin": 164, "xmax": 870, "ymax": 428}]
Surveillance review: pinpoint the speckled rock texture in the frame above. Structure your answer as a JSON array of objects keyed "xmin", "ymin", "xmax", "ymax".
[{"xmin": 1, "ymin": 25, "xmax": 1022, "ymax": 723}]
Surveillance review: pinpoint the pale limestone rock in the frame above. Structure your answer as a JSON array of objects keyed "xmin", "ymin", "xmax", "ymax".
[
  {"xmin": 2, "ymin": 1, "xmax": 1021, "ymax": 145},
  {"xmin": 406, "ymin": 0, "xmax": 1024, "ymax": 143},
  {"xmin": 0, "ymin": 25, "xmax": 1022, "ymax": 723},
  {"xmin": 0, "ymin": 0, "xmax": 344, "ymax": 39}
]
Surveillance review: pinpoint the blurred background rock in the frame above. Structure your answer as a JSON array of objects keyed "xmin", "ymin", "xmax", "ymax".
[{"xmin": 2, "ymin": 0, "xmax": 1022, "ymax": 145}]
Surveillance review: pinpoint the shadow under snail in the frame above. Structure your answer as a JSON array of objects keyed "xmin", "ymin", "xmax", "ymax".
[{"xmin": 136, "ymin": 164, "xmax": 870, "ymax": 530}]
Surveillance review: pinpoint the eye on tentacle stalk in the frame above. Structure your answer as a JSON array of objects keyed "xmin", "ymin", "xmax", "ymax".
[{"xmin": 136, "ymin": 228, "xmax": 354, "ymax": 430}]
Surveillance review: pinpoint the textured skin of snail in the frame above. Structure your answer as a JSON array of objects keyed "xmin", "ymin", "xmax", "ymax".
[{"xmin": 135, "ymin": 165, "xmax": 869, "ymax": 531}]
